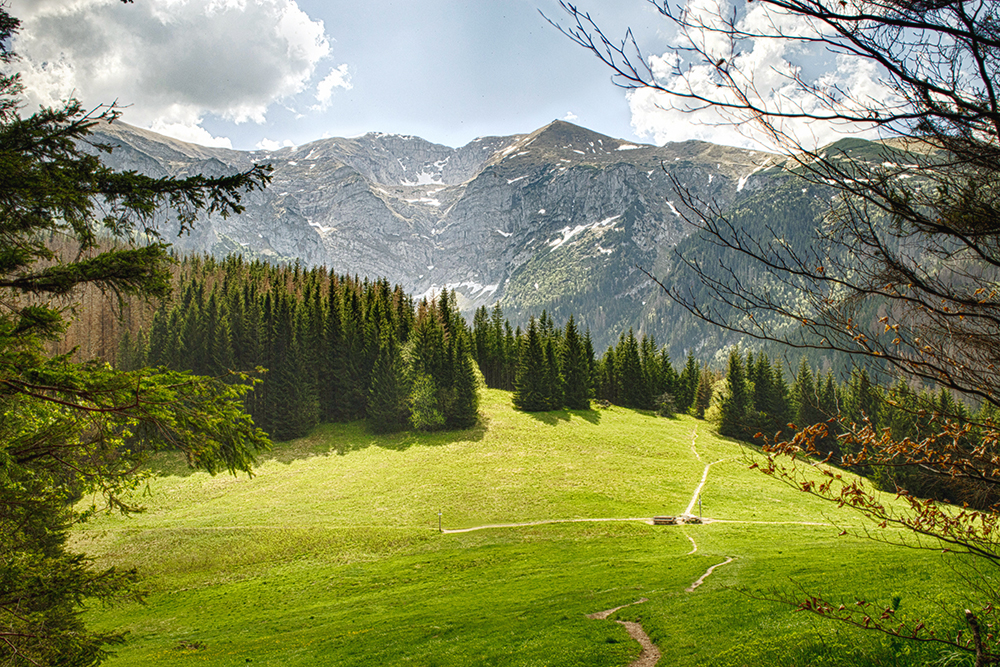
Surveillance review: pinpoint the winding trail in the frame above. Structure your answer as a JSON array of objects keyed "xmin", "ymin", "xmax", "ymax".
[
  {"xmin": 686, "ymin": 557, "xmax": 736, "ymax": 593},
  {"xmin": 709, "ymin": 519, "xmax": 830, "ymax": 526},
  {"xmin": 689, "ymin": 427, "xmax": 701, "ymax": 462},
  {"xmin": 682, "ymin": 530, "xmax": 698, "ymax": 555},
  {"xmin": 683, "ymin": 458, "xmax": 727, "ymax": 517},
  {"xmin": 440, "ymin": 517, "xmax": 650, "ymax": 534},
  {"xmin": 583, "ymin": 426, "xmax": 734, "ymax": 667},
  {"xmin": 587, "ymin": 600, "xmax": 660, "ymax": 667},
  {"xmin": 436, "ymin": 425, "xmax": 769, "ymax": 665},
  {"xmin": 587, "ymin": 598, "xmax": 649, "ymax": 621}
]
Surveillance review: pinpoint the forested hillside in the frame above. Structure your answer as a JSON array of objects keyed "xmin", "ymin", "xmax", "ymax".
[
  {"xmin": 80, "ymin": 249, "xmax": 994, "ymax": 515},
  {"xmin": 115, "ymin": 255, "xmax": 480, "ymax": 439}
]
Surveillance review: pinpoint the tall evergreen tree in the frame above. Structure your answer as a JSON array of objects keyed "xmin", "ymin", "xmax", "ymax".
[
  {"xmin": 597, "ymin": 346, "xmax": 620, "ymax": 404},
  {"xmin": 694, "ymin": 368, "xmax": 714, "ymax": 419},
  {"xmin": 320, "ymin": 276, "xmax": 348, "ymax": 421},
  {"xmin": 720, "ymin": 348, "xmax": 752, "ymax": 439},
  {"xmin": 367, "ymin": 328, "xmax": 409, "ymax": 433},
  {"xmin": 678, "ymin": 353, "xmax": 699, "ymax": 413},
  {"xmin": 617, "ymin": 329, "xmax": 648, "ymax": 409},
  {"xmin": 583, "ymin": 328, "xmax": 597, "ymax": 396},
  {"xmin": 448, "ymin": 336, "xmax": 481, "ymax": 428},
  {"xmin": 0, "ymin": 8, "xmax": 272, "ymax": 659},
  {"xmin": 817, "ymin": 372, "xmax": 842, "ymax": 458},
  {"xmin": 793, "ymin": 359, "xmax": 823, "ymax": 430},
  {"xmin": 848, "ymin": 368, "xmax": 880, "ymax": 430},
  {"xmin": 203, "ymin": 290, "xmax": 235, "ymax": 376},
  {"xmin": 543, "ymin": 338, "xmax": 564, "ymax": 410},
  {"xmin": 513, "ymin": 318, "xmax": 548, "ymax": 411},
  {"xmin": 753, "ymin": 354, "xmax": 791, "ymax": 437},
  {"xmin": 562, "ymin": 315, "xmax": 590, "ymax": 409}
]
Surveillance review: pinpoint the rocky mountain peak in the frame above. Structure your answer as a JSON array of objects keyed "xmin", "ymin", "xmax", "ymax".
[
  {"xmin": 86, "ymin": 119, "xmax": 798, "ymax": 351},
  {"xmin": 274, "ymin": 131, "xmax": 519, "ymax": 187},
  {"xmin": 482, "ymin": 120, "xmax": 651, "ymax": 170}
]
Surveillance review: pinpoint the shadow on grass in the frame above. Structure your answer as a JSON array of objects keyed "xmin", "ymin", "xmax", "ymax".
[
  {"xmin": 525, "ymin": 407, "xmax": 602, "ymax": 426},
  {"xmin": 144, "ymin": 416, "xmax": 492, "ymax": 476},
  {"xmin": 145, "ymin": 451, "xmax": 199, "ymax": 478},
  {"xmin": 259, "ymin": 415, "xmax": 491, "ymax": 464}
]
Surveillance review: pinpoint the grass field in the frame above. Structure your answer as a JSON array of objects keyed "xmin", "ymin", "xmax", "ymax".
[{"xmin": 74, "ymin": 389, "xmax": 971, "ymax": 666}]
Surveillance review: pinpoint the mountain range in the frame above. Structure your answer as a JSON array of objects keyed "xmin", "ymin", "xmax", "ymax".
[{"xmin": 89, "ymin": 119, "xmax": 796, "ymax": 354}]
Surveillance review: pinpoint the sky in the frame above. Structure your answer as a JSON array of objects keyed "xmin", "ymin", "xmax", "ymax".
[{"xmin": 9, "ymin": 0, "xmax": 891, "ymax": 151}]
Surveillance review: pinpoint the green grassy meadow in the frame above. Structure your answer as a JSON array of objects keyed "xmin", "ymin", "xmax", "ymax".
[{"xmin": 75, "ymin": 390, "xmax": 971, "ymax": 666}]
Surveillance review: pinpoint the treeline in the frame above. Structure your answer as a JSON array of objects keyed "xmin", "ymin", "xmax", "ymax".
[
  {"xmin": 470, "ymin": 305, "xmax": 720, "ymax": 416},
  {"xmin": 718, "ymin": 349, "xmax": 1000, "ymax": 507},
  {"xmin": 117, "ymin": 255, "xmax": 480, "ymax": 440},
  {"xmin": 482, "ymin": 304, "xmax": 995, "ymax": 507},
  {"xmin": 110, "ymin": 253, "xmax": 994, "ymax": 510}
]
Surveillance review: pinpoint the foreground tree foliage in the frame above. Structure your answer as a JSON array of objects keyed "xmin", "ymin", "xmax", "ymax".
[
  {"xmin": 557, "ymin": 0, "xmax": 1000, "ymax": 663},
  {"xmin": 0, "ymin": 7, "xmax": 273, "ymax": 665}
]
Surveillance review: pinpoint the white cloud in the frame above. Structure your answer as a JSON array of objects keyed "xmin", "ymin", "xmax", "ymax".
[
  {"xmin": 256, "ymin": 137, "xmax": 295, "ymax": 150},
  {"xmin": 676, "ymin": 0, "xmax": 734, "ymax": 62},
  {"xmin": 149, "ymin": 117, "xmax": 234, "ymax": 149},
  {"xmin": 13, "ymin": 0, "xmax": 334, "ymax": 143},
  {"xmin": 562, "ymin": 111, "xmax": 578, "ymax": 121},
  {"xmin": 312, "ymin": 63, "xmax": 352, "ymax": 111},
  {"xmin": 628, "ymin": 1, "xmax": 897, "ymax": 150}
]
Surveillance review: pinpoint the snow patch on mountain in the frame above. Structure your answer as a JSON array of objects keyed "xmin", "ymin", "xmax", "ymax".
[
  {"xmin": 402, "ymin": 172, "xmax": 445, "ymax": 186},
  {"xmin": 549, "ymin": 214, "xmax": 622, "ymax": 250}
]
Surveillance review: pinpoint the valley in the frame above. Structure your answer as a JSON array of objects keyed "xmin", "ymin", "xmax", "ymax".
[
  {"xmin": 7, "ymin": 3, "xmax": 1000, "ymax": 666},
  {"xmin": 76, "ymin": 390, "xmax": 958, "ymax": 666}
]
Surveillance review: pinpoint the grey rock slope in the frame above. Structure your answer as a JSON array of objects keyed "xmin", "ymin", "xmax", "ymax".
[{"xmin": 90, "ymin": 119, "xmax": 781, "ymax": 351}]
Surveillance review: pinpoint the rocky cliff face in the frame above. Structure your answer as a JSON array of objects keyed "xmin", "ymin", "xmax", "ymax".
[{"xmin": 89, "ymin": 119, "xmax": 783, "ymax": 351}]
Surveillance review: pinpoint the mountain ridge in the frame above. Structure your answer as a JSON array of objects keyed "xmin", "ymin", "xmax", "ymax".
[{"xmin": 88, "ymin": 118, "xmax": 785, "ymax": 351}]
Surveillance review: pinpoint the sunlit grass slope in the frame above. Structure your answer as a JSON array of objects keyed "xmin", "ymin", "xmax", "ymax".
[{"xmin": 76, "ymin": 389, "xmax": 964, "ymax": 666}]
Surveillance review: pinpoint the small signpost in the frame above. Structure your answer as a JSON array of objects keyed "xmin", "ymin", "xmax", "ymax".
[{"xmin": 438, "ymin": 510, "xmax": 442, "ymax": 533}]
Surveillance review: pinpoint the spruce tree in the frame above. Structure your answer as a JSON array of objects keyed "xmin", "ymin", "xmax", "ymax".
[
  {"xmin": 597, "ymin": 346, "xmax": 620, "ymax": 404},
  {"xmin": 817, "ymin": 372, "xmax": 841, "ymax": 458},
  {"xmin": 503, "ymin": 322, "xmax": 518, "ymax": 391},
  {"xmin": 448, "ymin": 336, "xmax": 481, "ymax": 428},
  {"xmin": 179, "ymin": 298, "xmax": 206, "ymax": 373},
  {"xmin": 694, "ymin": 368, "xmax": 714, "ymax": 419},
  {"xmin": 793, "ymin": 359, "xmax": 823, "ymax": 429},
  {"xmin": 341, "ymin": 287, "xmax": 369, "ymax": 419},
  {"xmin": 472, "ymin": 305, "xmax": 490, "ymax": 377},
  {"xmin": 562, "ymin": 315, "xmax": 590, "ymax": 409},
  {"xmin": 543, "ymin": 338, "xmax": 564, "ymax": 410},
  {"xmin": 409, "ymin": 374, "xmax": 444, "ymax": 430},
  {"xmin": 513, "ymin": 318, "xmax": 548, "ymax": 411},
  {"xmin": 0, "ymin": 8, "xmax": 271, "ymax": 659},
  {"xmin": 583, "ymin": 328, "xmax": 597, "ymax": 396},
  {"xmin": 752, "ymin": 354, "xmax": 791, "ymax": 437},
  {"xmin": 116, "ymin": 328, "xmax": 147, "ymax": 371},
  {"xmin": 720, "ymin": 348, "xmax": 752, "ymax": 439},
  {"xmin": 848, "ymin": 368, "xmax": 880, "ymax": 430},
  {"xmin": 618, "ymin": 329, "xmax": 647, "ymax": 408},
  {"xmin": 320, "ymin": 276, "xmax": 349, "ymax": 421},
  {"xmin": 641, "ymin": 334, "xmax": 662, "ymax": 400},
  {"xmin": 146, "ymin": 308, "xmax": 171, "ymax": 367},
  {"xmin": 766, "ymin": 364, "xmax": 793, "ymax": 436},
  {"xmin": 678, "ymin": 353, "xmax": 699, "ymax": 412},
  {"xmin": 487, "ymin": 303, "xmax": 507, "ymax": 388},
  {"xmin": 367, "ymin": 328, "xmax": 409, "ymax": 433},
  {"xmin": 203, "ymin": 290, "xmax": 235, "ymax": 376}
]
